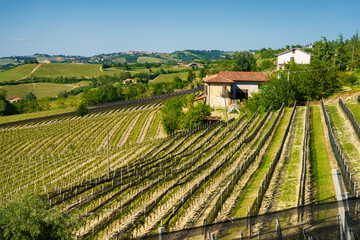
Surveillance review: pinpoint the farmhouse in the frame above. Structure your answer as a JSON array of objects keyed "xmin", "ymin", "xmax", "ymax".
[
  {"xmin": 203, "ymin": 71, "xmax": 267, "ymax": 108},
  {"xmin": 122, "ymin": 78, "xmax": 136, "ymax": 84},
  {"xmin": 276, "ymin": 48, "xmax": 312, "ymax": 70},
  {"xmin": 6, "ymin": 97, "xmax": 23, "ymax": 103}
]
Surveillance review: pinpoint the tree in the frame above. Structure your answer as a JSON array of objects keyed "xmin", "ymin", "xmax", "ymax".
[
  {"xmin": 336, "ymin": 34, "xmax": 350, "ymax": 71},
  {"xmin": 180, "ymin": 102, "xmax": 211, "ymax": 129},
  {"xmin": 25, "ymin": 92, "xmax": 37, "ymax": 101},
  {"xmin": 161, "ymin": 97, "xmax": 183, "ymax": 134},
  {"xmin": 232, "ymin": 51, "xmax": 257, "ymax": 71},
  {"xmin": 198, "ymin": 67, "xmax": 206, "ymax": 78},
  {"xmin": 186, "ymin": 69, "xmax": 196, "ymax": 83},
  {"xmin": 172, "ymin": 76, "xmax": 184, "ymax": 89},
  {"xmin": 312, "ymin": 36, "xmax": 334, "ymax": 63},
  {"xmin": 259, "ymin": 74, "xmax": 294, "ymax": 110},
  {"xmin": 346, "ymin": 74, "xmax": 358, "ymax": 85},
  {"xmin": 76, "ymin": 103, "xmax": 88, "ymax": 117},
  {"xmin": 124, "ymin": 62, "xmax": 130, "ymax": 70},
  {"xmin": 258, "ymin": 60, "xmax": 274, "ymax": 71},
  {"xmin": 0, "ymin": 193, "xmax": 78, "ymax": 239}
]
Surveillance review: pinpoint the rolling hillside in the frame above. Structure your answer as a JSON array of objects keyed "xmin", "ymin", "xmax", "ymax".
[{"xmin": 1, "ymin": 90, "xmax": 359, "ymax": 239}]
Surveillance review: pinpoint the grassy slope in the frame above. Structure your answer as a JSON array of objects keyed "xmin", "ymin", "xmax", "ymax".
[
  {"xmin": 137, "ymin": 57, "xmax": 164, "ymax": 63},
  {"xmin": 232, "ymin": 108, "xmax": 292, "ymax": 217},
  {"xmin": 0, "ymin": 108, "xmax": 75, "ymax": 124},
  {"xmin": 0, "ymin": 59, "xmax": 18, "ymax": 66},
  {"xmin": 327, "ymin": 105, "xmax": 360, "ymax": 174},
  {"xmin": 277, "ymin": 107, "xmax": 305, "ymax": 209},
  {"xmin": 346, "ymin": 103, "xmax": 360, "ymax": 121},
  {"xmin": 150, "ymin": 71, "xmax": 190, "ymax": 84},
  {"xmin": 310, "ymin": 106, "xmax": 335, "ymax": 202},
  {"xmin": 32, "ymin": 63, "xmax": 106, "ymax": 78},
  {"xmin": 0, "ymin": 64, "xmax": 39, "ymax": 82},
  {"xmin": 0, "ymin": 82, "xmax": 89, "ymax": 98}
]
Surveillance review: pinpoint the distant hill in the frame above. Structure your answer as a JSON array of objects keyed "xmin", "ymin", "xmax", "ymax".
[{"xmin": 0, "ymin": 50, "xmax": 229, "ymax": 67}]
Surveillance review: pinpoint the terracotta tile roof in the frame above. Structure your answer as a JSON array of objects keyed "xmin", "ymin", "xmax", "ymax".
[
  {"xmin": 203, "ymin": 74, "xmax": 234, "ymax": 83},
  {"xmin": 194, "ymin": 95, "xmax": 206, "ymax": 101},
  {"xmin": 204, "ymin": 71, "xmax": 267, "ymax": 83}
]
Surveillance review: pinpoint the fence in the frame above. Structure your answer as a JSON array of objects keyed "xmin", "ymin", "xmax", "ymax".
[
  {"xmin": 140, "ymin": 198, "xmax": 360, "ymax": 240},
  {"xmin": 0, "ymin": 87, "xmax": 201, "ymax": 128},
  {"xmin": 250, "ymin": 102, "xmax": 296, "ymax": 216},
  {"xmin": 339, "ymin": 97, "xmax": 360, "ymax": 140},
  {"xmin": 298, "ymin": 101, "xmax": 309, "ymax": 207},
  {"xmin": 321, "ymin": 99, "xmax": 357, "ymax": 194}
]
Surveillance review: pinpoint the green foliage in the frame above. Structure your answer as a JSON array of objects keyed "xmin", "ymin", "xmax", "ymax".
[
  {"xmin": 253, "ymin": 60, "xmax": 341, "ymax": 112},
  {"xmin": 259, "ymin": 75, "xmax": 293, "ymax": 110},
  {"xmin": 186, "ymin": 69, "xmax": 196, "ymax": 83},
  {"xmin": 161, "ymin": 97, "xmax": 184, "ymax": 134},
  {"xmin": 258, "ymin": 60, "xmax": 274, "ymax": 71},
  {"xmin": 198, "ymin": 67, "xmax": 206, "ymax": 78},
  {"xmin": 346, "ymin": 74, "xmax": 358, "ymax": 85},
  {"xmin": 312, "ymin": 37, "xmax": 334, "ymax": 63},
  {"xmin": 0, "ymin": 193, "xmax": 78, "ymax": 239},
  {"xmin": 232, "ymin": 51, "xmax": 257, "ymax": 71},
  {"xmin": 76, "ymin": 103, "xmax": 88, "ymax": 117},
  {"xmin": 25, "ymin": 92, "xmax": 37, "ymax": 101},
  {"xmin": 172, "ymin": 76, "xmax": 184, "ymax": 89},
  {"xmin": 179, "ymin": 102, "xmax": 211, "ymax": 129},
  {"xmin": 161, "ymin": 96, "xmax": 213, "ymax": 134},
  {"xmin": 246, "ymin": 93, "xmax": 260, "ymax": 113}
]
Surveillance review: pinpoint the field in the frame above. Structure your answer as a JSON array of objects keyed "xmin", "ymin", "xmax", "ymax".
[
  {"xmin": 0, "ymin": 64, "xmax": 39, "ymax": 82},
  {"xmin": 0, "ymin": 81, "xmax": 90, "ymax": 98},
  {"xmin": 1, "ymin": 92, "xmax": 360, "ymax": 239},
  {"xmin": 150, "ymin": 71, "xmax": 191, "ymax": 83},
  {"xmin": 137, "ymin": 57, "xmax": 165, "ymax": 63}
]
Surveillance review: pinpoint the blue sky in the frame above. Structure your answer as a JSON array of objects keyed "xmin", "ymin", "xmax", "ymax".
[{"xmin": 0, "ymin": 0, "xmax": 359, "ymax": 57}]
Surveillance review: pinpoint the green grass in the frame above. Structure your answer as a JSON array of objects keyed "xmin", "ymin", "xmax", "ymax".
[
  {"xmin": 277, "ymin": 107, "xmax": 305, "ymax": 209},
  {"xmin": 32, "ymin": 63, "xmax": 107, "ymax": 78},
  {"xmin": 346, "ymin": 103, "xmax": 360, "ymax": 122},
  {"xmin": 310, "ymin": 106, "xmax": 336, "ymax": 202},
  {"xmin": 0, "ymin": 64, "xmax": 39, "ymax": 82},
  {"xmin": 150, "ymin": 71, "xmax": 190, "ymax": 84},
  {"xmin": 0, "ymin": 108, "xmax": 76, "ymax": 124},
  {"xmin": 327, "ymin": 105, "xmax": 360, "ymax": 174},
  {"xmin": 232, "ymin": 108, "xmax": 292, "ymax": 217},
  {"xmin": 137, "ymin": 57, "xmax": 164, "ymax": 63},
  {"xmin": 0, "ymin": 59, "xmax": 19, "ymax": 66},
  {"xmin": 0, "ymin": 82, "xmax": 90, "ymax": 98}
]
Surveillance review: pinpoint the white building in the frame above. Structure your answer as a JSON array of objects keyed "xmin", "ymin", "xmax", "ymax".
[
  {"xmin": 203, "ymin": 71, "xmax": 267, "ymax": 108},
  {"xmin": 276, "ymin": 48, "xmax": 312, "ymax": 70}
]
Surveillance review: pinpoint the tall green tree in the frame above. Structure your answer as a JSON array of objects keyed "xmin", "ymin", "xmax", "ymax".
[
  {"xmin": 0, "ymin": 193, "xmax": 78, "ymax": 239},
  {"xmin": 336, "ymin": 34, "xmax": 350, "ymax": 70},
  {"xmin": 232, "ymin": 51, "xmax": 257, "ymax": 71},
  {"xmin": 186, "ymin": 69, "xmax": 196, "ymax": 83},
  {"xmin": 161, "ymin": 97, "xmax": 183, "ymax": 134},
  {"xmin": 312, "ymin": 36, "xmax": 334, "ymax": 63},
  {"xmin": 25, "ymin": 92, "xmax": 37, "ymax": 101}
]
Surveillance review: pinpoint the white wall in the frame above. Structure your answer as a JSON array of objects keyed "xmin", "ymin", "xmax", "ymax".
[
  {"xmin": 232, "ymin": 82, "xmax": 260, "ymax": 98},
  {"xmin": 277, "ymin": 50, "xmax": 311, "ymax": 70}
]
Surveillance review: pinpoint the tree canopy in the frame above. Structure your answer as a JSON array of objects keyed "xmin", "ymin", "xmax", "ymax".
[
  {"xmin": 0, "ymin": 193, "xmax": 78, "ymax": 239},
  {"xmin": 232, "ymin": 51, "xmax": 257, "ymax": 71}
]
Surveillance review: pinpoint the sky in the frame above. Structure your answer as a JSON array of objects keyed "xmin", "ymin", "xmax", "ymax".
[{"xmin": 0, "ymin": 0, "xmax": 359, "ymax": 57}]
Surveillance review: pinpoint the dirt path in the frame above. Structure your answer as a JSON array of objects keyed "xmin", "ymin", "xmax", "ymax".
[{"xmin": 20, "ymin": 64, "xmax": 41, "ymax": 80}]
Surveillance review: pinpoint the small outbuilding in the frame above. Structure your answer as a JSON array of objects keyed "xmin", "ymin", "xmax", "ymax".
[{"xmin": 203, "ymin": 71, "xmax": 267, "ymax": 108}]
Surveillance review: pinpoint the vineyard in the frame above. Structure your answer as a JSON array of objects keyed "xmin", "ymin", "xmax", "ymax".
[{"xmin": 1, "ymin": 91, "xmax": 360, "ymax": 239}]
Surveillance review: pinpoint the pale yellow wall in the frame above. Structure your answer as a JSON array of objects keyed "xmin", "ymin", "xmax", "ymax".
[{"xmin": 206, "ymin": 83, "xmax": 231, "ymax": 108}]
